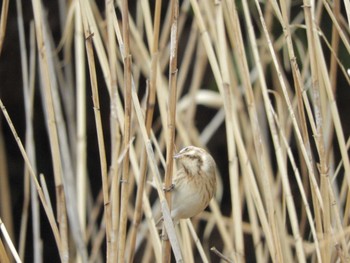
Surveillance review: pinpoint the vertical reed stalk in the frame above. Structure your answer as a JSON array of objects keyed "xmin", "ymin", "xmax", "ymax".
[
  {"xmin": 31, "ymin": 0, "xmax": 69, "ymax": 260},
  {"xmin": 79, "ymin": 0, "xmax": 111, "ymax": 261},
  {"xmin": 127, "ymin": 0, "xmax": 161, "ymax": 252},
  {"xmin": 162, "ymin": 1, "xmax": 179, "ymax": 262},
  {"xmin": 117, "ymin": 0, "xmax": 133, "ymax": 261}
]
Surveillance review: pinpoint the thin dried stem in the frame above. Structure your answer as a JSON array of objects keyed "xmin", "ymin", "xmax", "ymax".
[{"xmin": 162, "ymin": 1, "xmax": 179, "ymax": 262}]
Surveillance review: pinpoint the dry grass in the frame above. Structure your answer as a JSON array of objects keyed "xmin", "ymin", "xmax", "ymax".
[{"xmin": 0, "ymin": 0, "xmax": 350, "ymax": 262}]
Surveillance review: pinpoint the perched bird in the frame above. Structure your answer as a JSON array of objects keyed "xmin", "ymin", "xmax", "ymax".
[{"xmin": 167, "ymin": 146, "xmax": 217, "ymax": 222}]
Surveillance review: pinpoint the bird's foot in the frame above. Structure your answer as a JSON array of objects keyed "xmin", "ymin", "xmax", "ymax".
[{"xmin": 163, "ymin": 183, "xmax": 175, "ymax": 192}]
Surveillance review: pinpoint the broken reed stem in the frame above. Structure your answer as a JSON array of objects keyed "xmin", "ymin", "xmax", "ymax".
[
  {"xmin": 118, "ymin": 0, "xmax": 133, "ymax": 262},
  {"xmin": 162, "ymin": 0, "xmax": 179, "ymax": 262},
  {"xmin": 210, "ymin": 247, "xmax": 233, "ymax": 263}
]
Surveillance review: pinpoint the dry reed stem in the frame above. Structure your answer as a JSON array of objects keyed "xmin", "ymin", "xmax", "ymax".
[
  {"xmin": 123, "ymin": 1, "xmax": 163, "ymax": 257},
  {"xmin": 0, "ymin": 237, "xmax": 10, "ymax": 263},
  {"xmin": 162, "ymin": 0, "xmax": 179, "ymax": 262},
  {"xmin": 215, "ymin": 1, "xmax": 244, "ymax": 261},
  {"xmin": 31, "ymin": 0, "xmax": 70, "ymax": 261},
  {"xmin": 79, "ymin": 0, "xmax": 111, "ymax": 261},
  {"xmin": 0, "ymin": 0, "xmax": 9, "ymax": 55},
  {"xmin": 0, "ymin": 218, "xmax": 21, "ymax": 263},
  {"xmin": 131, "ymin": 77, "xmax": 183, "ymax": 262},
  {"xmin": 117, "ymin": 0, "xmax": 133, "ymax": 261},
  {"xmin": 74, "ymin": 3, "xmax": 87, "ymax": 262},
  {"xmin": 105, "ymin": 0, "xmax": 120, "ymax": 261},
  {"xmin": 244, "ymin": 1, "xmax": 307, "ymax": 261},
  {"xmin": 210, "ymin": 246, "xmax": 233, "ymax": 263},
  {"xmin": 303, "ymin": 1, "xmax": 332, "ymax": 261},
  {"xmin": 15, "ymin": 2, "xmax": 33, "ymax": 261},
  {"xmin": 0, "ymin": 132, "xmax": 13, "ymax": 261},
  {"xmin": 230, "ymin": 2, "xmax": 285, "ymax": 260},
  {"xmin": 0, "ymin": 99, "xmax": 62, "ymax": 260}
]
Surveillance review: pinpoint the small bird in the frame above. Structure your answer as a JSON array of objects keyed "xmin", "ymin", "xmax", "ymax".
[{"xmin": 167, "ymin": 146, "xmax": 217, "ymax": 222}]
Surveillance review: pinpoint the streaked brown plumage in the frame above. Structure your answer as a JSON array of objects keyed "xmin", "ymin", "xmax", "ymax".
[{"xmin": 169, "ymin": 146, "xmax": 217, "ymax": 222}]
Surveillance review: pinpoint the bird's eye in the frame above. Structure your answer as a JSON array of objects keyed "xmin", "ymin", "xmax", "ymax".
[{"xmin": 180, "ymin": 147, "xmax": 190, "ymax": 154}]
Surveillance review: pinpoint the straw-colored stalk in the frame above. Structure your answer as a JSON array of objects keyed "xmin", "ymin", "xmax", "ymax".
[
  {"xmin": 78, "ymin": 0, "xmax": 111, "ymax": 261},
  {"xmin": 0, "ymin": 99, "xmax": 62, "ymax": 260},
  {"xmin": 0, "ymin": 0, "xmax": 9, "ymax": 54},
  {"xmin": 117, "ymin": 0, "xmax": 133, "ymax": 261},
  {"xmin": 16, "ymin": 0, "xmax": 41, "ymax": 259},
  {"xmin": 162, "ymin": 0, "xmax": 179, "ymax": 262},
  {"xmin": 127, "ymin": 1, "xmax": 161, "ymax": 261},
  {"xmin": 31, "ymin": 0, "xmax": 69, "ymax": 261}
]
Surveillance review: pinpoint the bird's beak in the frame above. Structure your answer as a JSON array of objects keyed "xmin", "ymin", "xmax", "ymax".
[{"xmin": 173, "ymin": 152, "xmax": 181, "ymax": 159}]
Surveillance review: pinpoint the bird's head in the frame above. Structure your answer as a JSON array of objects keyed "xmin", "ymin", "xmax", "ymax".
[{"xmin": 174, "ymin": 146, "xmax": 215, "ymax": 176}]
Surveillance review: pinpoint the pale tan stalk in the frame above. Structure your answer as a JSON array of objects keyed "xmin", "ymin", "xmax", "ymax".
[
  {"xmin": 117, "ymin": 0, "xmax": 133, "ymax": 261},
  {"xmin": 179, "ymin": 220, "xmax": 194, "ymax": 263},
  {"xmin": 18, "ymin": 170, "xmax": 29, "ymax": 261},
  {"xmin": 189, "ymin": 0, "xmax": 223, "ymax": 95},
  {"xmin": 226, "ymin": 1, "xmax": 286, "ymax": 261},
  {"xmin": 127, "ymin": 1, "xmax": 160, "ymax": 254},
  {"xmin": 243, "ymin": 177, "xmax": 264, "ymax": 263},
  {"xmin": 344, "ymin": 0, "xmax": 350, "ymax": 28},
  {"xmin": 130, "ymin": 68, "xmax": 183, "ymax": 263},
  {"xmin": 127, "ymin": 80, "xmax": 156, "ymax": 263},
  {"xmin": 0, "ymin": 218, "xmax": 21, "ymax": 263},
  {"xmin": 215, "ymin": 2, "xmax": 243, "ymax": 261},
  {"xmin": 75, "ymin": 3, "xmax": 87, "ymax": 262},
  {"xmin": 31, "ymin": 0, "xmax": 69, "ymax": 260},
  {"xmin": 242, "ymin": 0, "xmax": 307, "ymax": 261},
  {"xmin": 162, "ymin": 1, "xmax": 179, "ymax": 262},
  {"xmin": 313, "ymin": 20, "xmax": 350, "ymax": 259},
  {"xmin": 189, "ymin": 0, "xmax": 276, "ymax": 259},
  {"xmin": 109, "ymin": 6, "xmax": 163, "ymax": 261},
  {"xmin": 106, "ymin": 0, "xmax": 120, "ymax": 261},
  {"xmin": 0, "ymin": 235, "xmax": 10, "ymax": 262},
  {"xmin": 321, "ymin": 0, "xmax": 350, "ymax": 54},
  {"xmin": 329, "ymin": 0, "xmax": 340, "ymax": 94},
  {"xmin": 0, "ymin": 0, "xmax": 8, "ymax": 54},
  {"xmin": 185, "ymin": 219, "xmax": 209, "ymax": 263},
  {"xmin": 273, "ymin": 0, "xmax": 323, "ymax": 235},
  {"xmin": 0, "ymin": 99, "xmax": 62, "ymax": 260},
  {"xmin": 0, "ymin": 128, "xmax": 13, "ymax": 261},
  {"xmin": 271, "ymin": 105, "xmax": 322, "ymax": 262},
  {"xmin": 176, "ymin": 21, "xmax": 198, "ymax": 96},
  {"xmin": 16, "ymin": 2, "xmax": 36, "ymax": 258},
  {"xmin": 210, "ymin": 247, "xmax": 233, "ymax": 263},
  {"xmin": 79, "ymin": 1, "xmax": 111, "ymax": 261},
  {"xmin": 18, "ymin": 21, "xmax": 39, "ymax": 261},
  {"xmin": 183, "ymin": 41, "xmax": 207, "ymax": 122},
  {"xmin": 303, "ymin": 1, "xmax": 333, "ymax": 261}
]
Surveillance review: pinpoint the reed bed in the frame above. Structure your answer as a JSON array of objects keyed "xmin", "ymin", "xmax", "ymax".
[{"xmin": 0, "ymin": 0, "xmax": 350, "ymax": 262}]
